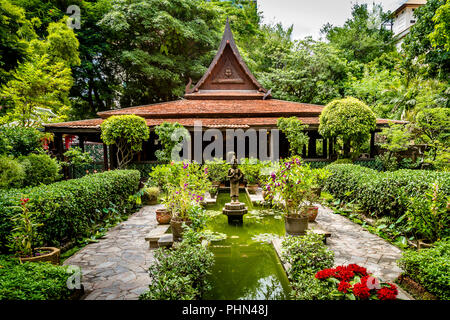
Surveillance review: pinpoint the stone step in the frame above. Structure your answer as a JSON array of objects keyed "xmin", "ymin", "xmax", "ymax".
[
  {"xmin": 157, "ymin": 234, "xmax": 174, "ymax": 248},
  {"xmin": 144, "ymin": 225, "xmax": 170, "ymax": 249}
]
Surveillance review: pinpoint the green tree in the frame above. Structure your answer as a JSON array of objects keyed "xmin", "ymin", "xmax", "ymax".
[
  {"xmin": 258, "ymin": 39, "xmax": 350, "ymax": 105},
  {"xmin": 154, "ymin": 122, "xmax": 190, "ymax": 164},
  {"xmin": 98, "ymin": 0, "xmax": 221, "ymax": 108},
  {"xmin": 277, "ymin": 117, "xmax": 309, "ymax": 156},
  {"xmin": 429, "ymin": 0, "xmax": 450, "ymax": 51},
  {"xmin": 100, "ymin": 115, "xmax": 150, "ymax": 168},
  {"xmin": 321, "ymin": 3, "xmax": 394, "ymax": 64},
  {"xmin": 319, "ymin": 97, "xmax": 376, "ymax": 159},
  {"xmin": 402, "ymin": 0, "xmax": 449, "ymax": 81},
  {"xmin": 376, "ymin": 123, "xmax": 412, "ymax": 171},
  {"xmin": 0, "ymin": 0, "xmax": 35, "ymax": 85}
]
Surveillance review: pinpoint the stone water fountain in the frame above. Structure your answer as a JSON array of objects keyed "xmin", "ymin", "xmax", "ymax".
[{"xmin": 222, "ymin": 154, "xmax": 248, "ymax": 225}]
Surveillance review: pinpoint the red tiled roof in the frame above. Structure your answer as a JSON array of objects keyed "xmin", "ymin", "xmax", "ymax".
[
  {"xmin": 97, "ymin": 99, "xmax": 324, "ymax": 118},
  {"xmin": 44, "ymin": 116, "xmax": 407, "ymax": 130}
]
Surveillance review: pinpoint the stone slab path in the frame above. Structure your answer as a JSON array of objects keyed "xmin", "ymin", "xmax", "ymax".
[
  {"xmin": 63, "ymin": 204, "xmax": 161, "ymax": 300},
  {"xmin": 315, "ymin": 205, "xmax": 405, "ymax": 283},
  {"xmin": 63, "ymin": 202, "xmax": 411, "ymax": 300}
]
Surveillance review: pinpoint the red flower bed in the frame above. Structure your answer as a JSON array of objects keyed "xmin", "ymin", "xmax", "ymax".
[{"xmin": 315, "ymin": 264, "xmax": 398, "ymax": 300}]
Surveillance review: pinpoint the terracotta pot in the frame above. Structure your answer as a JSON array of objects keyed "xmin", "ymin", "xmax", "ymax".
[
  {"xmin": 247, "ymin": 184, "xmax": 259, "ymax": 194},
  {"xmin": 304, "ymin": 206, "xmax": 319, "ymax": 222},
  {"xmin": 170, "ymin": 218, "xmax": 192, "ymax": 242},
  {"xmin": 155, "ymin": 208, "xmax": 171, "ymax": 225},
  {"xmin": 20, "ymin": 247, "xmax": 60, "ymax": 265},
  {"xmin": 285, "ymin": 215, "xmax": 308, "ymax": 236}
]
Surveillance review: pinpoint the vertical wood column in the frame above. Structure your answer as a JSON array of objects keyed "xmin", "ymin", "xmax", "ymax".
[
  {"xmin": 78, "ymin": 135, "xmax": 85, "ymax": 152},
  {"xmin": 308, "ymin": 132, "xmax": 317, "ymax": 158},
  {"xmin": 328, "ymin": 138, "xmax": 333, "ymax": 160},
  {"xmin": 370, "ymin": 131, "xmax": 376, "ymax": 159},
  {"xmin": 54, "ymin": 133, "xmax": 64, "ymax": 161},
  {"xmin": 322, "ymin": 138, "xmax": 328, "ymax": 159},
  {"xmin": 103, "ymin": 143, "xmax": 109, "ymax": 171}
]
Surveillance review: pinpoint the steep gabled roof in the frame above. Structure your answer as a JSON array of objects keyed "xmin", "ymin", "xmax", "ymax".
[{"xmin": 185, "ymin": 18, "xmax": 269, "ymax": 100}]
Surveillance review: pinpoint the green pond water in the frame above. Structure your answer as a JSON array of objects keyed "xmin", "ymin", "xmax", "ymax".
[{"xmin": 203, "ymin": 192, "xmax": 292, "ymax": 300}]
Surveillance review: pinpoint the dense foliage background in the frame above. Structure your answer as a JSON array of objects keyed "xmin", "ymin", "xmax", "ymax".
[{"xmin": 0, "ymin": 0, "xmax": 448, "ymax": 124}]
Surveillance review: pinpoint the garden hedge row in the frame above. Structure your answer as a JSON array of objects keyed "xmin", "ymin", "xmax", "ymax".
[
  {"xmin": 398, "ymin": 240, "xmax": 450, "ymax": 300},
  {"xmin": 0, "ymin": 170, "xmax": 140, "ymax": 252},
  {"xmin": 0, "ymin": 255, "xmax": 74, "ymax": 300},
  {"xmin": 323, "ymin": 164, "xmax": 450, "ymax": 218}
]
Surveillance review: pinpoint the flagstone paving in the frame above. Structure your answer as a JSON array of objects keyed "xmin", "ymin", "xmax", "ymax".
[
  {"xmin": 63, "ymin": 204, "xmax": 162, "ymax": 300},
  {"xmin": 64, "ymin": 202, "xmax": 410, "ymax": 300},
  {"xmin": 315, "ymin": 205, "xmax": 405, "ymax": 283}
]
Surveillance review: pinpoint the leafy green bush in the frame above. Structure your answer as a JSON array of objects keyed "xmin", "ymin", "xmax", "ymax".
[
  {"xmin": 277, "ymin": 117, "xmax": 309, "ymax": 156},
  {"xmin": 0, "ymin": 155, "xmax": 25, "ymax": 189},
  {"xmin": 101, "ymin": 115, "xmax": 150, "ymax": 168},
  {"xmin": 0, "ymin": 255, "xmax": 75, "ymax": 300},
  {"xmin": 398, "ymin": 240, "xmax": 450, "ymax": 300},
  {"xmin": 0, "ymin": 170, "xmax": 140, "ymax": 251},
  {"xmin": 139, "ymin": 229, "xmax": 214, "ymax": 300},
  {"xmin": 19, "ymin": 153, "xmax": 62, "ymax": 187},
  {"xmin": 282, "ymin": 232, "xmax": 334, "ymax": 281},
  {"xmin": 239, "ymin": 158, "xmax": 262, "ymax": 185},
  {"xmin": 319, "ymin": 97, "xmax": 376, "ymax": 158},
  {"xmin": 0, "ymin": 126, "xmax": 43, "ymax": 157},
  {"xmin": 405, "ymin": 182, "xmax": 449, "ymax": 242},
  {"xmin": 203, "ymin": 158, "xmax": 229, "ymax": 183},
  {"xmin": 323, "ymin": 164, "xmax": 450, "ymax": 218},
  {"xmin": 282, "ymin": 232, "xmax": 335, "ymax": 300}
]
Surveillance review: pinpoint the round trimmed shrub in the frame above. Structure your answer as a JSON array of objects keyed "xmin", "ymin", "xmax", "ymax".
[
  {"xmin": 319, "ymin": 97, "xmax": 376, "ymax": 157},
  {"xmin": 0, "ymin": 156, "xmax": 25, "ymax": 189},
  {"xmin": 19, "ymin": 153, "xmax": 61, "ymax": 187}
]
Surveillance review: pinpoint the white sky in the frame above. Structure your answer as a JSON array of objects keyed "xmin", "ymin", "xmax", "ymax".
[{"xmin": 257, "ymin": 0, "xmax": 405, "ymax": 40}]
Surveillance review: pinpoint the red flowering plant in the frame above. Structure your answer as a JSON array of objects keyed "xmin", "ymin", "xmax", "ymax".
[
  {"xmin": 315, "ymin": 264, "xmax": 398, "ymax": 300},
  {"xmin": 8, "ymin": 198, "xmax": 43, "ymax": 257}
]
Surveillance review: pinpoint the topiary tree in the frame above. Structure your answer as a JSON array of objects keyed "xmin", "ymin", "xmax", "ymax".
[
  {"xmin": 101, "ymin": 115, "xmax": 150, "ymax": 169},
  {"xmin": 319, "ymin": 97, "xmax": 376, "ymax": 159},
  {"xmin": 277, "ymin": 117, "xmax": 309, "ymax": 156}
]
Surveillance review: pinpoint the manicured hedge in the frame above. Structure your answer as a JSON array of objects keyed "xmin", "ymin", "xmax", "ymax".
[
  {"xmin": 0, "ymin": 170, "xmax": 140, "ymax": 252},
  {"xmin": 398, "ymin": 240, "xmax": 450, "ymax": 300},
  {"xmin": 0, "ymin": 255, "xmax": 75, "ymax": 300},
  {"xmin": 323, "ymin": 164, "xmax": 450, "ymax": 218}
]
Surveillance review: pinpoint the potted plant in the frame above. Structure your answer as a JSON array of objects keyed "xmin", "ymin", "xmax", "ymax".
[
  {"xmin": 155, "ymin": 207, "xmax": 171, "ymax": 224},
  {"xmin": 240, "ymin": 158, "xmax": 261, "ymax": 194},
  {"xmin": 265, "ymin": 157, "xmax": 311, "ymax": 235},
  {"xmin": 204, "ymin": 158, "xmax": 229, "ymax": 188},
  {"xmin": 311, "ymin": 168, "xmax": 331, "ymax": 198},
  {"xmin": 144, "ymin": 186, "xmax": 160, "ymax": 205},
  {"xmin": 9, "ymin": 198, "xmax": 60, "ymax": 265},
  {"xmin": 163, "ymin": 161, "xmax": 210, "ymax": 241}
]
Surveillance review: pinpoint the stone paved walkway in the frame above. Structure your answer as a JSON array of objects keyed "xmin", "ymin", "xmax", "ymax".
[
  {"xmin": 64, "ymin": 202, "xmax": 409, "ymax": 300},
  {"xmin": 63, "ymin": 204, "xmax": 161, "ymax": 300},
  {"xmin": 316, "ymin": 205, "xmax": 404, "ymax": 282}
]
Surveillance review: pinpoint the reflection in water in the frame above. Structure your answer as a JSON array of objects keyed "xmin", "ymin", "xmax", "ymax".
[{"xmin": 204, "ymin": 192, "xmax": 292, "ymax": 300}]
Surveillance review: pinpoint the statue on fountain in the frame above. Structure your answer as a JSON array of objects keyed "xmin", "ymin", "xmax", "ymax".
[
  {"xmin": 227, "ymin": 154, "xmax": 243, "ymax": 202},
  {"xmin": 223, "ymin": 153, "xmax": 248, "ymax": 225}
]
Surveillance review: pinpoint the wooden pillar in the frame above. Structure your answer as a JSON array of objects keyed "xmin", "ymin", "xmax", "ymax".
[
  {"xmin": 103, "ymin": 143, "xmax": 109, "ymax": 171},
  {"xmin": 322, "ymin": 138, "xmax": 328, "ymax": 159},
  {"xmin": 328, "ymin": 138, "xmax": 333, "ymax": 160},
  {"xmin": 308, "ymin": 132, "xmax": 317, "ymax": 158},
  {"xmin": 54, "ymin": 133, "xmax": 64, "ymax": 161},
  {"xmin": 78, "ymin": 135, "xmax": 85, "ymax": 152},
  {"xmin": 370, "ymin": 131, "xmax": 376, "ymax": 159},
  {"xmin": 343, "ymin": 140, "xmax": 350, "ymax": 158},
  {"xmin": 109, "ymin": 144, "xmax": 117, "ymax": 169}
]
